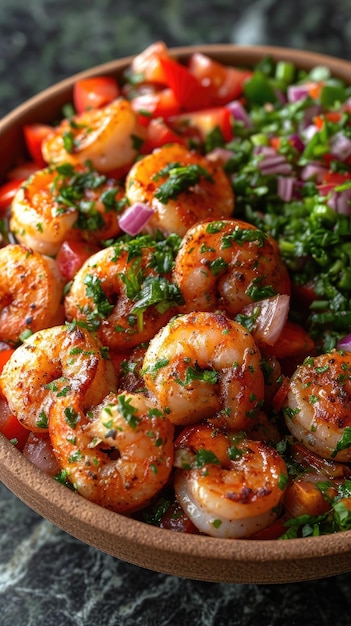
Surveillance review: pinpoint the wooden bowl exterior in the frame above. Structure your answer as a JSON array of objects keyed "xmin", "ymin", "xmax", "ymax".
[{"xmin": 1, "ymin": 45, "xmax": 351, "ymax": 584}]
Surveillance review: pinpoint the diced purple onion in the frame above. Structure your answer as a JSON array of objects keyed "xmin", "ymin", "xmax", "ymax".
[
  {"xmin": 300, "ymin": 105, "xmax": 322, "ymax": 128},
  {"xmin": 277, "ymin": 176, "xmax": 296, "ymax": 202},
  {"xmin": 254, "ymin": 145, "xmax": 276, "ymax": 157},
  {"xmin": 207, "ymin": 147, "xmax": 234, "ymax": 164},
  {"xmin": 240, "ymin": 294, "xmax": 290, "ymax": 347},
  {"xmin": 118, "ymin": 202, "xmax": 154, "ymax": 236},
  {"xmin": 258, "ymin": 154, "xmax": 292, "ymax": 175},
  {"xmin": 226, "ymin": 100, "xmax": 252, "ymax": 128},
  {"xmin": 327, "ymin": 188, "xmax": 351, "ymax": 215},
  {"xmin": 274, "ymin": 89, "xmax": 287, "ymax": 104},
  {"xmin": 337, "ymin": 334, "xmax": 351, "ymax": 352},
  {"xmin": 300, "ymin": 162, "xmax": 327, "ymax": 182},
  {"xmin": 289, "ymin": 133, "xmax": 305, "ymax": 153},
  {"xmin": 329, "ymin": 132, "xmax": 351, "ymax": 161},
  {"xmin": 287, "ymin": 84, "xmax": 311, "ymax": 103}
]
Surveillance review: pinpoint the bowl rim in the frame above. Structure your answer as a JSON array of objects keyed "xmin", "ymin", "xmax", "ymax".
[
  {"xmin": 1, "ymin": 43, "xmax": 351, "ymax": 584},
  {"xmin": 2, "ymin": 432, "xmax": 351, "ymax": 577},
  {"xmin": 2, "ymin": 43, "xmax": 351, "ymax": 129}
]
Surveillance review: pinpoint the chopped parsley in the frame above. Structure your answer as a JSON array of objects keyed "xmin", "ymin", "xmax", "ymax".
[
  {"xmin": 153, "ymin": 163, "xmax": 214, "ymax": 203},
  {"xmin": 117, "ymin": 394, "xmax": 141, "ymax": 429},
  {"xmin": 175, "ymin": 363, "xmax": 218, "ymax": 387}
]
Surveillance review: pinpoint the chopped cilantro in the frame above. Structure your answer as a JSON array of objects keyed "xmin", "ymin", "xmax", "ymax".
[
  {"xmin": 117, "ymin": 394, "xmax": 141, "ymax": 429},
  {"xmin": 175, "ymin": 363, "xmax": 218, "ymax": 387},
  {"xmin": 154, "ymin": 163, "xmax": 214, "ymax": 203}
]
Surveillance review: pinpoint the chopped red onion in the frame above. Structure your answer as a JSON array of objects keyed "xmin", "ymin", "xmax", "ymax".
[
  {"xmin": 118, "ymin": 202, "xmax": 154, "ymax": 236},
  {"xmin": 327, "ymin": 188, "xmax": 351, "ymax": 215},
  {"xmin": 277, "ymin": 176, "xmax": 296, "ymax": 202},
  {"xmin": 287, "ymin": 84, "xmax": 311, "ymax": 103},
  {"xmin": 240, "ymin": 294, "xmax": 290, "ymax": 347},
  {"xmin": 329, "ymin": 132, "xmax": 351, "ymax": 161},
  {"xmin": 300, "ymin": 105, "xmax": 322, "ymax": 128},
  {"xmin": 337, "ymin": 334, "xmax": 351, "ymax": 352},
  {"xmin": 300, "ymin": 162, "xmax": 327, "ymax": 182},
  {"xmin": 274, "ymin": 89, "xmax": 287, "ymax": 104},
  {"xmin": 226, "ymin": 100, "xmax": 252, "ymax": 128},
  {"xmin": 259, "ymin": 155, "xmax": 286, "ymax": 168},
  {"xmin": 289, "ymin": 133, "xmax": 305, "ymax": 153},
  {"xmin": 23, "ymin": 435, "xmax": 60, "ymax": 477},
  {"xmin": 258, "ymin": 154, "xmax": 292, "ymax": 175},
  {"xmin": 207, "ymin": 147, "xmax": 234, "ymax": 164},
  {"xmin": 254, "ymin": 145, "xmax": 277, "ymax": 157}
]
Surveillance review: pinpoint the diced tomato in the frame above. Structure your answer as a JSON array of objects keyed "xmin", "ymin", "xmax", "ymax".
[
  {"xmin": 325, "ymin": 111, "xmax": 344, "ymax": 123},
  {"xmin": 188, "ymin": 52, "xmax": 253, "ymax": 105},
  {"xmin": 303, "ymin": 81, "xmax": 325, "ymax": 100},
  {"xmin": 0, "ymin": 395, "xmax": 29, "ymax": 450},
  {"xmin": 270, "ymin": 136, "xmax": 282, "ymax": 151},
  {"xmin": 140, "ymin": 117, "xmax": 185, "ymax": 154},
  {"xmin": 264, "ymin": 320, "xmax": 315, "ymax": 360},
  {"xmin": 130, "ymin": 41, "xmax": 170, "ymax": 84},
  {"xmin": 0, "ymin": 179, "xmax": 24, "ymax": 211},
  {"xmin": 321, "ymin": 152, "xmax": 337, "ymax": 168},
  {"xmin": 23, "ymin": 124, "xmax": 52, "ymax": 166},
  {"xmin": 322, "ymin": 170, "xmax": 351, "ymax": 186},
  {"xmin": 313, "ymin": 115, "xmax": 325, "ymax": 130},
  {"xmin": 56, "ymin": 239, "xmax": 100, "ymax": 282},
  {"xmin": 131, "ymin": 87, "xmax": 181, "ymax": 125},
  {"xmin": 170, "ymin": 106, "xmax": 234, "ymax": 143},
  {"xmin": 0, "ymin": 348, "xmax": 15, "ymax": 372},
  {"xmin": 271, "ymin": 375, "xmax": 290, "ymax": 413},
  {"xmin": 312, "ymin": 112, "xmax": 344, "ymax": 130},
  {"xmin": 292, "ymin": 281, "xmax": 318, "ymax": 308},
  {"xmin": 317, "ymin": 169, "xmax": 351, "ymax": 196},
  {"xmin": 158, "ymin": 56, "xmax": 212, "ymax": 111},
  {"xmin": 247, "ymin": 516, "xmax": 289, "ymax": 540},
  {"xmin": 73, "ymin": 76, "xmax": 120, "ymax": 114},
  {"xmin": 283, "ymin": 474, "xmax": 335, "ymax": 518}
]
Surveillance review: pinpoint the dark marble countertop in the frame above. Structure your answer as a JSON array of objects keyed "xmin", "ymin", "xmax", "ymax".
[
  {"xmin": 2, "ymin": 1, "xmax": 351, "ymax": 624},
  {"xmin": 1, "ymin": 0, "xmax": 351, "ymax": 119}
]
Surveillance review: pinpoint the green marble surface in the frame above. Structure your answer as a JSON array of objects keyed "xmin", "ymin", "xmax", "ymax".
[
  {"xmin": 2, "ymin": 1, "xmax": 351, "ymax": 624},
  {"xmin": 2, "ymin": 483, "xmax": 351, "ymax": 626}
]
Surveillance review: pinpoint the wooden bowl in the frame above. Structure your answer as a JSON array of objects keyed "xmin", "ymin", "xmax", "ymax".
[{"xmin": 1, "ymin": 44, "xmax": 351, "ymax": 584}]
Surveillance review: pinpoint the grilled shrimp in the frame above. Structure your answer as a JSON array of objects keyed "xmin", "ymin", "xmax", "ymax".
[
  {"xmin": 142, "ymin": 311, "xmax": 264, "ymax": 428},
  {"xmin": 173, "ymin": 218, "xmax": 291, "ymax": 316},
  {"xmin": 283, "ymin": 350, "xmax": 351, "ymax": 463},
  {"xmin": 49, "ymin": 390, "xmax": 174, "ymax": 513},
  {"xmin": 174, "ymin": 423, "xmax": 288, "ymax": 538},
  {"xmin": 0, "ymin": 244, "xmax": 64, "ymax": 345},
  {"xmin": 10, "ymin": 163, "xmax": 127, "ymax": 256},
  {"xmin": 0, "ymin": 325, "xmax": 116, "ymax": 433},
  {"xmin": 41, "ymin": 97, "xmax": 146, "ymax": 173},
  {"xmin": 64, "ymin": 236, "xmax": 182, "ymax": 351},
  {"xmin": 125, "ymin": 143, "xmax": 235, "ymax": 237}
]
